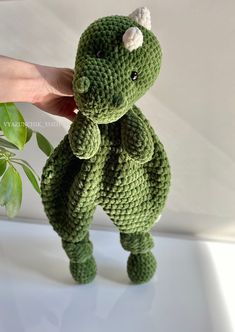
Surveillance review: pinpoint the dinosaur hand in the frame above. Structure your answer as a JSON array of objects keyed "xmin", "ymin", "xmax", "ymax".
[
  {"xmin": 68, "ymin": 112, "xmax": 101, "ymax": 159},
  {"xmin": 121, "ymin": 109, "xmax": 154, "ymax": 164}
]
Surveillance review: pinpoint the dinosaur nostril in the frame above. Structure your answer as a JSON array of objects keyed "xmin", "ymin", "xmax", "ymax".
[
  {"xmin": 76, "ymin": 76, "xmax": 90, "ymax": 94},
  {"xmin": 112, "ymin": 93, "xmax": 124, "ymax": 108}
]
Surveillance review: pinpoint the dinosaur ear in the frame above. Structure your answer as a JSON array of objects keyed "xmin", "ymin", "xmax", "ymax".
[
  {"xmin": 129, "ymin": 7, "xmax": 151, "ymax": 30},
  {"xmin": 122, "ymin": 27, "xmax": 143, "ymax": 52}
]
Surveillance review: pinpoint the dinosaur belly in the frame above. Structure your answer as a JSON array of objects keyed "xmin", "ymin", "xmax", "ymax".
[{"xmin": 95, "ymin": 123, "xmax": 170, "ymax": 233}]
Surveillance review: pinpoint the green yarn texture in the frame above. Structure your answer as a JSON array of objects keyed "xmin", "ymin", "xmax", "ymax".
[{"xmin": 41, "ymin": 12, "xmax": 171, "ymax": 284}]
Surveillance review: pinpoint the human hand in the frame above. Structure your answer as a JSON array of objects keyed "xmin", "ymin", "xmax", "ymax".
[
  {"xmin": 0, "ymin": 56, "xmax": 77, "ymax": 121},
  {"xmin": 33, "ymin": 66, "xmax": 77, "ymax": 121}
]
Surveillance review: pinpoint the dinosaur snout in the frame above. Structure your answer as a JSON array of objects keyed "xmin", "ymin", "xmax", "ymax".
[
  {"xmin": 112, "ymin": 93, "xmax": 124, "ymax": 108},
  {"xmin": 76, "ymin": 76, "xmax": 90, "ymax": 94}
]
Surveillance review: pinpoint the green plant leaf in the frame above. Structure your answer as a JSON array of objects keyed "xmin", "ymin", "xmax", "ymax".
[
  {"xmin": 0, "ymin": 165, "xmax": 22, "ymax": 217},
  {"xmin": 22, "ymin": 164, "xmax": 40, "ymax": 194},
  {"xmin": 0, "ymin": 103, "xmax": 27, "ymax": 150},
  {"xmin": 0, "ymin": 147, "xmax": 15, "ymax": 158},
  {"xmin": 0, "ymin": 137, "xmax": 18, "ymax": 149},
  {"xmin": 36, "ymin": 132, "xmax": 53, "ymax": 156},
  {"xmin": 0, "ymin": 159, "xmax": 7, "ymax": 176},
  {"xmin": 11, "ymin": 160, "xmax": 40, "ymax": 194},
  {"xmin": 11, "ymin": 158, "xmax": 40, "ymax": 180},
  {"xmin": 26, "ymin": 127, "xmax": 33, "ymax": 143}
]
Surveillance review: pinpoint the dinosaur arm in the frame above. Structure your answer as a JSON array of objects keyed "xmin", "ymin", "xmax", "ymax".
[
  {"xmin": 68, "ymin": 112, "xmax": 101, "ymax": 159},
  {"xmin": 121, "ymin": 107, "xmax": 154, "ymax": 164}
]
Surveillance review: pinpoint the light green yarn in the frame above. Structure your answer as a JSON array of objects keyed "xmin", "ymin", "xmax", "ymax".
[
  {"xmin": 41, "ymin": 11, "xmax": 171, "ymax": 284},
  {"xmin": 120, "ymin": 232, "xmax": 154, "ymax": 254}
]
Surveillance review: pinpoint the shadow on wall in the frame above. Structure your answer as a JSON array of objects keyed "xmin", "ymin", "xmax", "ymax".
[
  {"xmin": 159, "ymin": 210, "xmax": 235, "ymax": 242},
  {"xmin": 141, "ymin": 92, "xmax": 235, "ymax": 241}
]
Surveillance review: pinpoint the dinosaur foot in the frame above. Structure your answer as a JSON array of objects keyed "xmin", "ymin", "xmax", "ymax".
[
  {"xmin": 69, "ymin": 256, "xmax": 96, "ymax": 284},
  {"xmin": 127, "ymin": 252, "xmax": 157, "ymax": 284}
]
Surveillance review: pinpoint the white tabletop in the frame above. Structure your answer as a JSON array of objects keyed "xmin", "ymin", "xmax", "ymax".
[{"xmin": 0, "ymin": 220, "xmax": 234, "ymax": 332}]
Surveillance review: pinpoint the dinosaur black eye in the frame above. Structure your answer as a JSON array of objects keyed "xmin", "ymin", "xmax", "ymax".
[
  {"xmin": 131, "ymin": 71, "xmax": 138, "ymax": 81},
  {"xmin": 96, "ymin": 50, "xmax": 104, "ymax": 58}
]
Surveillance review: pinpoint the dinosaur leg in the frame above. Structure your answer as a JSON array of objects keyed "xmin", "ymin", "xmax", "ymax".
[
  {"xmin": 120, "ymin": 232, "xmax": 156, "ymax": 284},
  {"xmin": 60, "ymin": 163, "xmax": 100, "ymax": 284},
  {"xmin": 60, "ymin": 201, "xmax": 97, "ymax": 284},
  {"xmin": 62, "ymin": 232, "xmax": 96, "ymax": 284}
]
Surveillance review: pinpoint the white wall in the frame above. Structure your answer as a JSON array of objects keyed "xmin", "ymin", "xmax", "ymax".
[{"xmin": 0, "ymin": 0, "xmax": 234, "ymax": 241}]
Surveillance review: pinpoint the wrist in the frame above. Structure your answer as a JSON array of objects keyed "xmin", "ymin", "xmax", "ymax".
[
  {"xmin": 13, "ymin": 61, "xmax": 50, "ymax": 104},
  {"xmin": 0, "ymin": 56, "xmax": 50, "ymax": 104}
]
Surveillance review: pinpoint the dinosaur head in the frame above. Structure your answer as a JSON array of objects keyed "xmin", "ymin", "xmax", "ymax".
[{"xmin": 73, "ymin": 7, "xmax": 162, "ymax": 124}]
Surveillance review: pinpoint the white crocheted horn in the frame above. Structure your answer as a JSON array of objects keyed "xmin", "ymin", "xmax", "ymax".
[
  {"xmin": 122, "ymin": 27, "xmax": 143, "ymax": 52},
  {"xmin": 129, "ymin": 7, "xmax": 151, "ymax": 30}
]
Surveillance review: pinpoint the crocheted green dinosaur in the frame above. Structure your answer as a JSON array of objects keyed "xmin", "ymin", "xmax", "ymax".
[{"xmin": 41, "ymin": 7, "xmax": 171, "ymax": 284}]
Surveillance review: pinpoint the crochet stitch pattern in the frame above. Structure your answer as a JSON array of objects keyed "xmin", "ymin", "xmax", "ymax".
[{"xmin": 41, "ymin": 7, "xmax": 171, "ymax": 284}]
